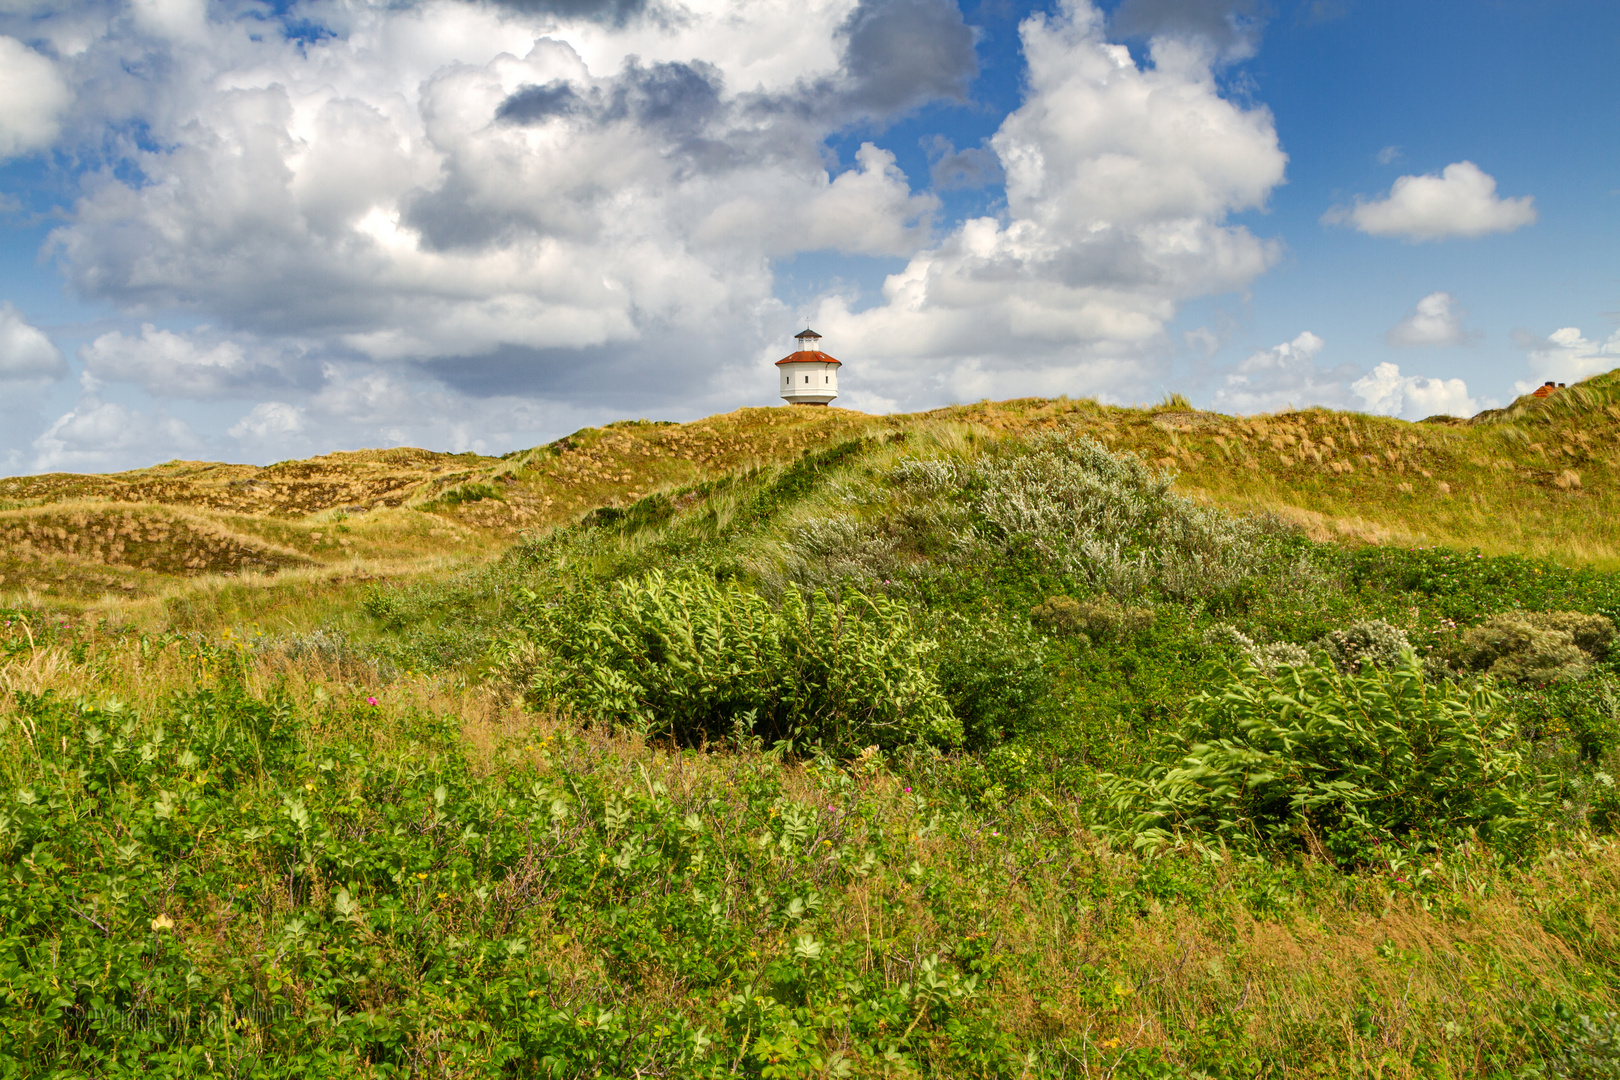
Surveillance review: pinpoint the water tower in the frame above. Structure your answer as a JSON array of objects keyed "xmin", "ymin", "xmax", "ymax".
[{"xmin": 777, "ymin": 328, "xmax": 840, "ymax": 406}]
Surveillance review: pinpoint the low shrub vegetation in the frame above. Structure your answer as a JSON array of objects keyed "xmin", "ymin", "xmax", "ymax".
[
  {"xmin": 1101, "ymin": 654, "xmax": 1556, "ymax": 863},
  {"xmin": 513, "ymin": 570, "xmax": 960, "ymax": 753}
]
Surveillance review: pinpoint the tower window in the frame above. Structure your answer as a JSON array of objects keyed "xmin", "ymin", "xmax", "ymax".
[{"xmin": 804, "ymin": 375, "xmax": 809, "ymax": 383}]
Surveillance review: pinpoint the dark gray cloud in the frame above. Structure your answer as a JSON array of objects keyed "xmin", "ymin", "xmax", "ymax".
[
  {"xmin": 495, "ymin": 81, "xmax": 584, "ymax": 124},
  {"xmin": 1109, "ymin": 0, "xmax": 1265, "ymax": 58},
  {"xmin": 605, "ymin": 60, "xmax": 725, "ymax": 132},
  {"xmin": 721, "ymin": 0, "xmax": 978, "ymax": 131},
  {"xmin": 421, "ymin": 60, "xmax": 732, "ymax": 251},
  {"xmin": 925, "ymin": 135, "xmax": 1003, "ymax": 190},
  {"xmin": 475, "ymin": 0, "xmax": 651, "ymax": 26},
  {"xmin": 403, "ymin": 179, "xmax": 529, "ymax": 253},
  {"xmin": 496, "ymin": 60, "xmax": 724, "ymax": 135},
  {"xmin": 838, "ymin": 0, "xmax": 977, "ymax": 113}
]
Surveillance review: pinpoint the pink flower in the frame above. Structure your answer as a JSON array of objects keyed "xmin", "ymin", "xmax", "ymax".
[{"xmin": 366, "ymin": 696, "xmax": 379, "ymax": 706}]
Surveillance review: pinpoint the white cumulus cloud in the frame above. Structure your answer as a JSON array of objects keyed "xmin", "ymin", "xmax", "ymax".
[
  {"xmin": 1211, "ymin": 331, "xmax": 1352, "ymax": 414},
  {"xmin": 222, "ymin": 362, "xmax": 603, "ymax": 460},
  {"xmin": 130, "ymin": 0, "xmax": 209, "ymax": 43},
  {"xmin": 80, "ymin": 324, "xmax": 313, "ymax": 398},
  {"xmin": 0, "ymin": 35, "xmax": 71, "ymax": 159},
  {"xmin": 0, "ymin": 303, "xmax": 68, "ymax": 381},
  {"xmin": 31, "ymin": 376, "xmax": 201, "ymax": 474},
  {"xmin": 45, "ymin": 0, "xmax": 946, "ymax": 375},
  {"xmin": 813, "ymin": 0, "xmax": 1288, "ymax": 406},
  {"xmin": 1513, "ymin": 326, "xmax": 1620, "ymax": 394},
  {"xmin": 1351, "ymin": 361, "xmax": 1489, "ymax": 420},
  {"xmin": 1385, "ymin": 291, "xmax": 1475, "ymax": 348},
  {"xmin": 1324, "ymin": 161, "xmax": 1536, "ymax": 241},
  {"xmin": 227, "ymin": 401, "xmax": 306, "ymax": 441},
  {"xmin": 1, "ymin": 0, "xmax": 1308, "ymax": 468}
]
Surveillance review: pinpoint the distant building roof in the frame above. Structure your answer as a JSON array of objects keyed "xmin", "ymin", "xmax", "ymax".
[
  {"xmin": 1532, "ymin": 381, "xmax": 1563, "ymax": 399},
  {"xmin": 794, "ymin": 328, "xmax": 822, "ymax": 341},
  {"xmin": 776, "ymin": 350, "xmax": 841, "ymax": 367}
]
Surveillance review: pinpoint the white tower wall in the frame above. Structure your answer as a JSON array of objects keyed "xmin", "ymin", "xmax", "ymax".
[{"xmin": 779, "ymin": 359, "xmax": 838, "ymax": 405}]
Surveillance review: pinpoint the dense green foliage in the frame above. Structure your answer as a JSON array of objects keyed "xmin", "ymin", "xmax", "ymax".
[
  {"xmin": 1102, "ymin": 655, "xmax": 1556, "ymax": 862},
  {"xmin": 514, "ymin": 570, "xmax": 959, "ymax": 753}
]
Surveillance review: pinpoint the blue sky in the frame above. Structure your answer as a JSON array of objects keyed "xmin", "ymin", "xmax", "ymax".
[{"xmin": 0, "ymin": 0, "xmax": 1616, "ymax": 474}]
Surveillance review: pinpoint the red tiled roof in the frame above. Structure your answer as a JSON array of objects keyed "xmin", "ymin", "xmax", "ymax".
[
  {"xmin": 1532, "ymin": 382, "xmax": 1558, "ymax": 398},
  {"xmin": 776, "ymin": 350, "xmax": 842, "ymax": 367}
]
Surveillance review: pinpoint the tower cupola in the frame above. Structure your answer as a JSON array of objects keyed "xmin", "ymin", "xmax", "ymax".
[{"xmin": 777, "ymin": 328, "xmax": 840, "ymax": 406}]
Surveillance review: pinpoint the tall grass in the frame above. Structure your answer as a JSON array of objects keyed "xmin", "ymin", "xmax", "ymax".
[{"xmin": 2, "ymin": 630, "xmax": 1619, "ymax": 1076}]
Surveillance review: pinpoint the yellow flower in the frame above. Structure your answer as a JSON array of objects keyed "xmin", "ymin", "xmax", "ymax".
[
  {"xmin": 151, "ymin": 914, "xmax": 174, "ymax": 932},
  {"xmin": 438, "ymin": 892, "xmax": 448, "ymax": 900}
]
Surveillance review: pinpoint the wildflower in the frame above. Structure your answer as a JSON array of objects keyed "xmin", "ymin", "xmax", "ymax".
[
  {"xmin": 438, "ymin": 892, "xmax": 448, "ymax": 900},
  {"xmin": 366, "ymin": 696, "xmax": 379, "ymax": 706},
  {"xmin": 903, "ymin": 787, "xmax": 911, "ymax": 793},
  {"xmin": 416, "ymin": 872, "xmax": 428, "ymax": 880},
  {"xmin": 151, "ymin": 914, "xmax": 174, "ymax": 932}
]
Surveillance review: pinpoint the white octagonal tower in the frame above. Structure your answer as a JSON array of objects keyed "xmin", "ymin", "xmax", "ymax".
[{"xmin": 777, "ymin": 328, "xmax": 840, "ymax": 406}]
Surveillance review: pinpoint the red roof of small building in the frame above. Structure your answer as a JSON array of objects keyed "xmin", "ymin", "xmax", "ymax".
[
  {"xmin": 1532, "ymin": 382, "xmax": 1558, "ymax": 399},
  {"xmin": 776, "ymin": 350, "xmax": 842, "ymax": 367}
]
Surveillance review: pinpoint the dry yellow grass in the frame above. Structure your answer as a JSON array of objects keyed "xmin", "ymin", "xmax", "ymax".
[{"xmin": 6, "ymin": 368, "xmax": 1620, "ymax": 626}]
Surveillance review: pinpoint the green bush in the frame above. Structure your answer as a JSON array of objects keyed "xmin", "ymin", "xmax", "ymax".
[
  {"xmin": 1030, "ymin": 595, "xmax": 1153, "ymax": 643},
  {"xmin": 1530, "ymin": 1005, "xmax": 1620, "ymax": 1079},
  {"xmin": 435, "ymin": 482, "xmax": 501, "ymax": 506},
  {"xmin": 518, "ymin": 571, "xmax": 960, "ymax": 754},
  {"xmin": 1502, "ymin": 671, "xmax": 1620, "ymax": 767},
  {"xmin": 1463, "ymin": 611, "xmax": 1616, "ymax": 683},
  {"xmin": 1348, "ymin": 548, "xmax": 1620, "ymax": 631},
  {"xmin": 931, "ymin": 613, "xmax": 1051, "ymax": 749},
  {"xmin": 1101, "ymin": 654, "xmax": 1556, "ymax": 861}
]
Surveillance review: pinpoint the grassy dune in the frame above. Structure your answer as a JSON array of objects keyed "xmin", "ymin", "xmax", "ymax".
[
  {"xmin": 6, "ymin": 369, "xmax": 1619, "ymax": 628},
  {"xmin": 3, "ymin": 372, "xmax": 1620, "ymax": 1076}
]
